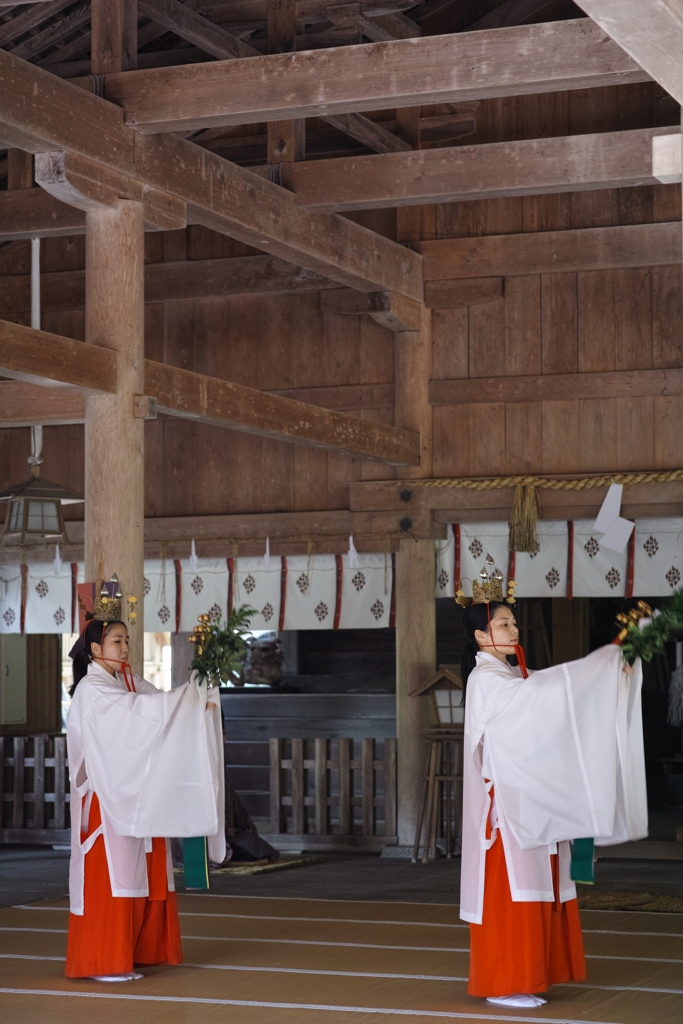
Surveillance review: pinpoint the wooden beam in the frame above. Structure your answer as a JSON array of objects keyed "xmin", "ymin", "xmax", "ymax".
[
  {"xmin": 91, "ymin": 0, "xmax": 137, "ymax": 74},
  {"xmin": 139, "ymin": 0, "xmax": 257, "ymax": 59},
  {"xmin": 0, "ymin": 320, "xmax": 418, "ymax": 464},
  {"xmin": 424, "ymin": 277, "xmax": 503, "ymax": 308},
  {"xmin": 0, "ymin": 379, "xmax": 393, "ymax": 426},
  {"xmin": 101, "ymin": 19, "xmax": 648, "ymax": 133},
  {"xmin": 35, "ymin": 151, "xmax": 187, "ymax": 232},
  {"xmin": 0, "ymin": 382, "xmax": 86, "ymax": 426},
  {"xmin": 574, "ymin": 1, "xmax": 683, "ymax": 107},
  {"xmin": 349, "ymin": 478, "xmax": 683, "ymax": 516},
  {"xmin": 0, "ymin": 48, "xmax": 422, "ymax": 298},
  {"xmin": 267, "ymin": 0, "xmax": 306, "ymax": 164},
  {"xmin": 145, "ymin": 359, "xmax": 420, "ymax": 463},
  {"xmin": 0, "ymin": 188, "xmax": 86, "ymax": 239},
  {"xmin": 417, "ymin": 222, "xmax": 682, "ymax": 280},
  {"xmin": 278, "ymin": 127, "xmax": 675, "ymax": 212},
  {"xmin": 0, "ymin": 507, "xmax": 444, "ymax": 564},
  {"xmin": 0, "ymin": 256, "xmax": 334, "ymax": 313},
  {"xmin": 466, "ymin": 0, "xmax": 559, "ymax": 31},
  {"xmin": 430, "ymin": 368, "xmax": 683, "ymax": 406},
  {"xmin": 273, "ymin": 382, "xmax": 393, "ymax": 409},
  {"xmin": 321, "ymin": 113, "xmax": 410, "ymax": 154},
  {"xmin": 0, "ymin": 318, "xmax": 117, "ymax": 391},
  {"xmin": 653, "ymin": 133, "xmax": 682, "ymax": 185},
  {"xmin": 321, "ymin": 288, "xmax": 422, "ymax": 330},
  {"xmin": 202, "ymin": 0, "xmax": 417, "ymax": 22}
]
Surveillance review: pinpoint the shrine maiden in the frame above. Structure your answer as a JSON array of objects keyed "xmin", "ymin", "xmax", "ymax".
[
  {"xmin": 65, "ymin": 617, "xmax": 225, "ymax": 983},
  {"xmin": 459, "ymin": 578, "xmax": 646, "ymax": 1008}
]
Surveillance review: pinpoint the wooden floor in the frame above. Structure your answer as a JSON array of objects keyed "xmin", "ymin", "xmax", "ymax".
[{"xmin": 0, "ymin": 893, "xmax": 682, "ymax": 1023}]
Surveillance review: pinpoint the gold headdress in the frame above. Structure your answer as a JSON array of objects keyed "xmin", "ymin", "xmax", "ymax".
[
  {"xmin": 83, "ymin": 572, "xmax": 138, "ymax": 624},
  {"xmin": 455, "ymin": 554, "xmax": 517, "ymax": 608}
]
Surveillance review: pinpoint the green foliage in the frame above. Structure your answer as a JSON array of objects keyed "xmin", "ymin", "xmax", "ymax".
[
  {"xmin": 190, "ymin": 605, "xmax": 255, "ymax": 686},
  {"xmin": 620, "ymin": 589, "xmax": 683, "ymax": 665}
]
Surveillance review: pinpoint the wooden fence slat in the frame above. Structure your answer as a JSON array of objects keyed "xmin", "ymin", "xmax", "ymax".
[
  {"xmin": 338, "ymin": 737, "xmax": 351, "ymax": 835},
  {"xmin": 361, "ymin": 738, "xmax": 374, "ymax": 836},
  {"xmin": 384, "ymin": 738, "xmax": 397, "ymax": 837},
  {"xmin": 33, "ymin": 735, "xmax": 45, "ymax": 829},
  {"xmin": 269, "ymin": 738, "xmax": 283, "ymax": 833},
  {"xmin": 13, "ymin": 737, "xmax": 25, "ymax": 829},
  {"xmin": 315, "ymin": 738, "xmax": 328, "ymax": 835},
  {"xmin": 53, "ymin": 736, "xmax": 66, "ymax": 829},
  {"xmin": 291, "ymin": 738, "xmax": 305, "ymax": 835}
]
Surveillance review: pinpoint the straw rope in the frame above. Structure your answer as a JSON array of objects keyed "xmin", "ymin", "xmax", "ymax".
[
  {"xmin": 416, "ymin": 470, "xmax": 683, "ymax": 552},
  {"xmin": 417, "ymin": 469, "xmax": 683, "ymax": 491}
]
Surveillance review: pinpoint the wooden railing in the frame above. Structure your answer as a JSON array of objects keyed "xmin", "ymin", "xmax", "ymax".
[
  {"xmin": 267, "ymin": 737, "xmax": 397, "ymax": 851},
  {"xmin": 0, "ymin": 734, "xmax": 70, "ymax": 845}
]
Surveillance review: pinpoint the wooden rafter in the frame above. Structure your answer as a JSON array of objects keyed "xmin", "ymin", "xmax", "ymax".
[
  {"xmin": 0, "ymin": 379, "xmax": 394, "ymax": 425},
  {"xmin": 430, "ymin": 368, "xmax": 683, "ymax": 406},
  {"xmin": 0, "ymin": 320, "xmax": 420, "ymax": 465},
  {"xmin": 275, "ymin": 126, "xmax": 676, "ymax": 212},
  {"xmin": 466, "ymin": 0, "xmax": 559, "ymax": 31},
  {"xmin": 574, "ymin": 1, "xmax": 683, "ymax": 107},
  {"xmin": 101, "ymin": 19, "xmax": 648, "ymax": 133},
  {"xmin": 0, "ymin": 256, "xmax": 334, "ymax": 311},
  {"xmin": 0, "ymin": 47, "xmax": 423, "ymax": 298},
  {"xmin": 417, "ymin": 222, "xmax": 683, "ymax": 280}
]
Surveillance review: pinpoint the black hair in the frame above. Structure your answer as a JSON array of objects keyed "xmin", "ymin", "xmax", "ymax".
[
  {"xmin": 460, "ymin": 601, "xmax": 508, "ymax": 697},
  {"xmin": 70, "ymin": 619, "xmax": 125, "ymax": 697}
]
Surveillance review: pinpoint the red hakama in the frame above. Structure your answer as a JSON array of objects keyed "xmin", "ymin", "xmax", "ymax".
[
  {"xmin": 65, "ymin": 793, "xmax": 183, "ymax": 978},
  {"xmin": 468, "ymin": 827, "xmax": 586, "ymax": 997}
]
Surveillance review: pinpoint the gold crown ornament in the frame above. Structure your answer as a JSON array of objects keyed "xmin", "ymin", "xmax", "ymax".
[
  {"xmin": 455, "ymin": 554, "xmax": 517, "ymax": 608},
  {"xmin": 91, "ymin": 573, "xmax": 138, "ymax": 624}
]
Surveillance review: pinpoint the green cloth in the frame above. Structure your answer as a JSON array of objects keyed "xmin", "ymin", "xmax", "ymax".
[
  {"xmin": 570, "ymin": 837, "xmax": 595, "ymax": 885},
  {"xmin": 183, "ymin": 836, "xmax": 209, "ymax": 890}
]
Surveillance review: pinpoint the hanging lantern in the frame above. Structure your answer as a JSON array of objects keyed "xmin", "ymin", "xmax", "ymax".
[{"xmin": 0, "ymin": 427, "xmax": 83, "ymax": 547}]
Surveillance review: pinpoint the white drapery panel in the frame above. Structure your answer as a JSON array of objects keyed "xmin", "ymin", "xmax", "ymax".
[
  {"xmin": 178, "ymin": 558, "xmax": 229, "ymax": 632},
  {"xmin": 435, "ymin": 524, "xmax": 455, "ymax": 599},
  {"xmin": 0, "ymin": 566, "xmax": 22, "ymax": 634},
  {"xmin": 338, "ymin": 552, "xmax": 392, "ymax": 629},
  {"xmin": 231, "ymin": 556, "xmax": 282, "ymax": 631},
  {"xmin": 282, "ymin": 554, "xmax": 337, "ymax": 630},
  {"xmin": 24, "ymin": 567, "xmax": 72, "ymax": 634},
  {"xmin": 572, "ymin": 520, "xmax": 628, "ymax": 598},
  {"xmin": 514, "ymin": 521, "xmax": 569, "ymax": 599},
  {"xmin": 633, "ymin": 518, "xmax": 683, "ymax": 596},
  {"xmin": 144, "ymin": 559, "xmax": 176, "ymax": 633},
  {"xmin": 458, "ymin": 522, "xmax": 510, "ymax": 598}
]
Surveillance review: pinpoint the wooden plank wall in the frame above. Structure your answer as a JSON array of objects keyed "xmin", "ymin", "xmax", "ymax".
[{"xmin": 0, "ymin": 81, "xmax": 681, "ymax": 519}]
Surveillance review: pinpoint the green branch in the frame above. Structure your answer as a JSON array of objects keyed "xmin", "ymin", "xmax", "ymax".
[
  {"xmin": 189, "ymin": 605, "xmax": 256, "ymax": 686},
  {"xmin": 620, "ymin": 588, "xmax": 683, "ymax": 665}
]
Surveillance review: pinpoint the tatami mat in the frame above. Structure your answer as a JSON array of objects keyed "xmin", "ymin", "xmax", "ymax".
[{"xmin": 0, "ymin": 894, "xmax": 681, "ymax": 1023}]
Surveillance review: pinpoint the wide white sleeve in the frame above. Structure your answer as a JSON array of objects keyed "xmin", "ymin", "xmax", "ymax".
[
  {"xmin": 80, "ymin": 676, "xmax": 223, "ymax": 840},
  {"xmin": 484, "ymin": 644, "xmax": 647, "ymax": 850}
]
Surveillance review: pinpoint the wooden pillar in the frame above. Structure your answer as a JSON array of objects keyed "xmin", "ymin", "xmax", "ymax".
[
  {"xmin": 394, "ymin": 164, "xmax": 434, "ymax": 841},
  {"xmin": 395, "ymin": 538, "xmax": 435, "ymax": 845},
  {"xmin": 91, "ymin": 0, "xmax": 137, "ymax": 74},
  {"xmin": 85, "ymin": 201, "xmax": 145, "ymax": 672},
  {"xmin": 395, "ymin": 108, "xmax": 422, "ymax": 245},
  {"xmin": 267, "ymin": 0, "xmax": 305, "ymax": 163}
]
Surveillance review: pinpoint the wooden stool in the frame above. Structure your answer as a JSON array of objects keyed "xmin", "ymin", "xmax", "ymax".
[{"xmin": 412, "ymin": 727, "xmax": 463, "ymax": 864}]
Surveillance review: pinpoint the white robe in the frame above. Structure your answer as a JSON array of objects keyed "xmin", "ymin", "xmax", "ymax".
[
  {"xmin": 67, "ymin": 662, "xmax": 226, "ymax": 915},
  {"xmin": 460, "ymin": 644, "xmax": 647, "ymax": 925}
]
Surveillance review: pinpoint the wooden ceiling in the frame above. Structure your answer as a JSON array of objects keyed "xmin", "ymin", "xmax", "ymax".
[{"xmin": 0, "ymin": 0, "xmax": 583, "ymax": 178}]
